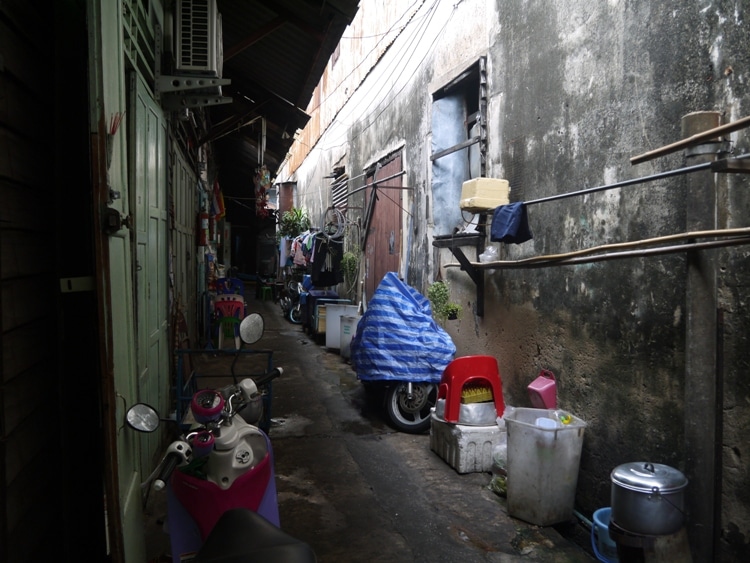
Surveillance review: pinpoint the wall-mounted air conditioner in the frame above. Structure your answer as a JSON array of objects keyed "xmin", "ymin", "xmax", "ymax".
[{"xmin": 175, "ymin": 0, "xmax": 223, "ymax": 77}]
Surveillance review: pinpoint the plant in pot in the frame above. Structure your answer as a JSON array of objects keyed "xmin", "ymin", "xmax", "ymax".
[
  {"xmin": 426, "ymin": 280, "xmax": 462, "ymax": 323},
  {"xmin": 444, "ymin": 302, "xmax": 462, "ymax": 320},
  {"xmin": 278, "ymin": 207, "xmax": 311, "ymax": 239}
]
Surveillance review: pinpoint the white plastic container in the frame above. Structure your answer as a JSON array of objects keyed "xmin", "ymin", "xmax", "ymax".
[
  {"xmin": 459, "ymin": 178, "xmax": 510, "ymax": 212},
  {"xmin": 429, "ymin": 412, "xmax": 505, "ymax": 474},
  {"xmin": 325, "ymin": 304, "xmax": 359, "ymax": 349},
  {"xmin": 339, "ymin": 315, "xmax": 361, "ymax": 359},
  {"xmin": 505, "ymin": 408, "xmax": 587, "ymax": 526}
]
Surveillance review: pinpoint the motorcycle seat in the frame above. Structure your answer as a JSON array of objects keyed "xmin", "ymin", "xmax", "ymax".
[{"xmin": 195, "ymin": 508, "xmax": 316, "ymax": 563}]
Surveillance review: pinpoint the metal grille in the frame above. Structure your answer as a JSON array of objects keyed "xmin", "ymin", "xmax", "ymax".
[
  {"xmin": 176, "ymin": 0, "xmax": 218, "ymax": 73},
  {"xmin": 331, "ymin": 173, "xmax": 349, "ymax": 211}
]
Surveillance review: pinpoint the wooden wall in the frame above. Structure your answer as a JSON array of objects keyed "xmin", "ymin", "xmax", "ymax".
[
  {"xmin": 2, "ymin": 0, "xmax": 106, "ymax": 560},
  {"xmin": 1, "ymin": 0, "xmax": 60, "ymax": 560}
]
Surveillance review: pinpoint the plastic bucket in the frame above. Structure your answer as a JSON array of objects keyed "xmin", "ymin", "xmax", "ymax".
[
  {"xmin": 592, "ymin": 507, "xmax": 618, "ymax": 562},
  {"xmin": 505, "ymin": 408, "xmax": 586, "ymax": 526},
  {"xmin": 340, "ymin": 315, "xmax": 361, "ymax": 359},
  {"xmin": 527, "ymin": 369, "xmax": 557, "ymax": 409}
]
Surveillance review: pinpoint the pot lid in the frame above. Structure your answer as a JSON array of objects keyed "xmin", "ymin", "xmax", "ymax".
[{"xmin": 611, "ymin": 462, "xmax": 688, "ymax": 493}]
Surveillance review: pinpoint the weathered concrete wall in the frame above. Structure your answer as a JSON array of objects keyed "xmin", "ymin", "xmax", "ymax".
[{"xmin": 279, "ymin": 0, "xmax": 750, "ymax": 559}]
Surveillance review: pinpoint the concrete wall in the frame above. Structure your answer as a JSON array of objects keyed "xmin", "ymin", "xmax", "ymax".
[{"xmin": 278, "ymin": 1, "xmax": 750, "ymax": 559}]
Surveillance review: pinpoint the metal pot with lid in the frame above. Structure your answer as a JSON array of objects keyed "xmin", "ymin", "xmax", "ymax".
[{"xmin": 610, "ymin": 461, "xmax": 688, "ymax": 536}]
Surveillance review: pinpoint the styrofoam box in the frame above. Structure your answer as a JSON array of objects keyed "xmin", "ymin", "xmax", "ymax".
[
  {"xmin": 429, "ymin": 412, "xmax": 505, "ymax": 474},
  {"xmin": 459, "ymin": 178, "xmax": 510, "ymax": 212}
]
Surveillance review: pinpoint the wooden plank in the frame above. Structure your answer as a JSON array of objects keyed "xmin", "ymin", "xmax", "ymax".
[
  {"xmin": 1, "ymin": 320, "xmax": 51, "ymax": 382},
  {"xmin": 1, "ymin": 361, "xmax": 55, "ymax": 434},
  {"xmin": 3, "ymin": 396, "xmax": 51, "ymax": 484},
  {"xmin": 0, "ymin": 72, "xmax": 47, "ymax": 134},
  {"xmin": 0, "ymin": 18, "xmax": 51, "ymax": 96},
  {"xmin": 0, "ymin": 129, "xmax": 47, "ymax": 189},
  {"xmin": 1, "ymin": 276, "xmax": 55, "ymax": 331},
  {"xmin": 0, "ymin": 180, "xmax": 52, "ymax": 233},
  {"xmin": 0, "ymin": 230, "xmax": 55, "ymax": 280}
]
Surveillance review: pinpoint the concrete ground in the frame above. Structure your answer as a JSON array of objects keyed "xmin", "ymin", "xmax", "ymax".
[{"xmin": 145, "ymin": 292, "xmax": 596, "ymax": 562}]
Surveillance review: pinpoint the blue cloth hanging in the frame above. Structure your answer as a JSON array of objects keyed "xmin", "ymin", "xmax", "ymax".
[{"xmin": 490, "ymin": 202, "xmax": 533, "ymax": 244}]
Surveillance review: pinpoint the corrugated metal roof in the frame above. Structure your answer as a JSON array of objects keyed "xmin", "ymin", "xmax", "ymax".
[{"xmin": 208, "ymin": 0, "xmax": 359, "ymax": 172}]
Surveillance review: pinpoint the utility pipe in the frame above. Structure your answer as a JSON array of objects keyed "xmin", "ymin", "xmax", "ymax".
[
  {"xmin": 631, "ymin": 114, "xmax": 750, "ymax": 164},
  {"xmin": 447, "ymin": 235, "xmax": 750, "ymax": 270},
  {"xmin": 447, "ymin": 228, "xmax": 750, "ymax": 269},
  {"xmin": 683, "ymin": 111, "xmax": 720, "ymax": 563}
]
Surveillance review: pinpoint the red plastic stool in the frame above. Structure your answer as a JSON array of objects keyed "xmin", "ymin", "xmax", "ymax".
[{"xmin": 437, "ymin": 355, "xmax": 505, "ymax": 423}]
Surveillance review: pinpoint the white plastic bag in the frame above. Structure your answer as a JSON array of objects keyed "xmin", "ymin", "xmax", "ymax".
[{"xmin": 478, "ymin": 245, "xmax": 499, "ymax": 274}]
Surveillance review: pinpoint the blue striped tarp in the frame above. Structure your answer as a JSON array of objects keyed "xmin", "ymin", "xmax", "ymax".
[{"xmin": 351, "ymin": 272, "xmax": 456, "ymax": 382}]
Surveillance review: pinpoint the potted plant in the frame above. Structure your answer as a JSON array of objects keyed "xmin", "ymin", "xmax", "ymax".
[
  {"xmin": 427, "ymin": 280, "xmax": 462, "ymax": 323},
  {"xmin": 278, "ymin": 207, "xmax": 311, "ymax": 239},
  {"xmin": 444, "ymin": 302, "xmax": 462, "ymax": 320}
]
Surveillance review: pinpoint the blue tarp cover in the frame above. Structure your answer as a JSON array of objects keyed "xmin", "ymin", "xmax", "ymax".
[{"xmin": 351, "ymin": 272, "xmax": 456, "ymax": 382}]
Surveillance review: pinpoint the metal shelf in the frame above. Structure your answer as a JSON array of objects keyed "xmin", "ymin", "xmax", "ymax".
[{"xmin": 432, "ymin": 231, "xmax": 485, "ymax": 317}]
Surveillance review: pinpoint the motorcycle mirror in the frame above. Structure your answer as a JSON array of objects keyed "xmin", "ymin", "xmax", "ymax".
[
  {"xmin": 240, "ymin": 313, "xmax": 264, "ymax": 344},
  {"xmin": 126, "ymin": 403, "xmax": 160, "ymax": 433}
]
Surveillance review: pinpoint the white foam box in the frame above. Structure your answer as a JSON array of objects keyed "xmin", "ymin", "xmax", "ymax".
[
  {"xmin": 429, "ymin": 412, "xmax": 505, "ymax": 474},
  {"xmin": 459, "ymin": 178, "xmax": 510, "ymax": 212}
]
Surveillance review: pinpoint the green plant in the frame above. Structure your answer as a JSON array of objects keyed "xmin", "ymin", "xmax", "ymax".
[
  {"xmin": 444, "ymin": 302, "xmax": 462, "ymax": 320},
  {"xmin": 427, "ymin": 280, "xmax": 462, "ymax": 322},
  {"xmin": 341, "ymin": 251, "xmax": 360, "ymax": 296},
  {"xmin": 278, "ymin": 207, "xmax": 311, "ymax": 238}
]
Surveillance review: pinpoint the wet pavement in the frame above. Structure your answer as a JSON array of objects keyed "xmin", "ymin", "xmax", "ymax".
[{"xmin": 145, "ymin": 292, "xmax": 596, "ymax": 562}]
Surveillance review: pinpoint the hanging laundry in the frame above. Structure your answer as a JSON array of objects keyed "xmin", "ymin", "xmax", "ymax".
[
  {"xmin": 490, "ymin": 202, "xmax": 533, "ymax": 244},
  {"xmin": 311, "ymin": 237, "xmax": 344, "ymax": 287}
]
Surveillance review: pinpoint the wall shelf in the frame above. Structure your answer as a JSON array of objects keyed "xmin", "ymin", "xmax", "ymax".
[{"xmin": 432, "ymin": 232, "xmax": 485, "ymax": 317}]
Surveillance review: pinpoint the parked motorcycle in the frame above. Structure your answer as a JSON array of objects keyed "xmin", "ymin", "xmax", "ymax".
[
  {"xmin": 126, "ymin": 314, "xmax": 315, "ymax": 562},
  {"xmin": 279, "ymin": 280, "xmax": 304, "ymax": 324},
  {"xmin": 350, "ymin": 272, "xmax": 456, "ymax": 434},
  {"xmin": 361, "ymin": 379, "xmax": 438, "ymax": 434}
]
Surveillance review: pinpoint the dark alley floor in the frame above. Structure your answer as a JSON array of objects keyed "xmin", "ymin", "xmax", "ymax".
[{"xmin": 144, "ymin": 290, "xmax": 596, "ymax": 562}]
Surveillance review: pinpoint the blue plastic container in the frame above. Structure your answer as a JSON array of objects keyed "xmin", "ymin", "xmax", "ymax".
[{"xmin": 592, "ymin": 507, "xmax": 618, "ymax": 562}]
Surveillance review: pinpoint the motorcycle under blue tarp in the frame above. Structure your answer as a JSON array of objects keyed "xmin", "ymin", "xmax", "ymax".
[{"xmin": 351, "ymin": 272, "xmax": 456, "ymax": 383}]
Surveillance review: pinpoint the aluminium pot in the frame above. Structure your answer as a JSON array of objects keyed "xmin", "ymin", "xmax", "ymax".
[{"xmin": 610, "ymin": 461, "xmax": 688, "ymax": 536}]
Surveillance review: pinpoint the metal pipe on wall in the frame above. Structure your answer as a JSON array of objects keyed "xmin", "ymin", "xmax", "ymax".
[{"xmin": 683, "ymin": 111, "xmax": 721, "ymax": 563}]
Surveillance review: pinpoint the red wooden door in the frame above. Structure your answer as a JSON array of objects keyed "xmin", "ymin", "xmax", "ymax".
[{"xmin": 364, "ymin": 153, "xmax": 402, "ymax": 301}]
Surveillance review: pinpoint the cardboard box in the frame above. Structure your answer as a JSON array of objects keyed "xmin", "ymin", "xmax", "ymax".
[{"xmin": 459, "ymin": 178, "xmax": 510, "ymax": 212}]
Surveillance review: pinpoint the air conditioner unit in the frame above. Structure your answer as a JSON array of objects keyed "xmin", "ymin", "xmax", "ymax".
[{"xmin": 175, "ymin": 0, "xmax": 223, "ymax": 77}]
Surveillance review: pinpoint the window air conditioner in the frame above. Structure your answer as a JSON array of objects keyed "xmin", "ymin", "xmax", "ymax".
[{"xmin": 175, "ymin": 0, "xmax": 223, "ymax": 77}]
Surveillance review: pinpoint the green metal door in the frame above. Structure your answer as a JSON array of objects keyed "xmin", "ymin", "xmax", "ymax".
[{"xmin": 130, "ymin": 72, "xmax": 169, "ymax": 468}]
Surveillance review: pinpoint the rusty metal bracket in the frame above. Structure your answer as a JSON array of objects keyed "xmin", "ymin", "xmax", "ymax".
[
  {"xmin": 432, "ymin": 232, "xmax": 485, "ymax": 317},
  {"xmin": 711, "ymin": 157, "xmax": 750, "ymax": 174}
]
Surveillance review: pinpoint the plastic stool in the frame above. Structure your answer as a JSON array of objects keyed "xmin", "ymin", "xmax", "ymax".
[
  {"xmin": 260, "ymin": 286, "xmax": 273, "ymax": 301},
  {"xmin": 437, "ymin": 355, "xmax": 505, "ymax": 423},
  {"xmin": 218, "ymin": 316, "xmax": 241, "ymax": 349},
  {"xmin": 214, "ymin": 295, "xmax": 244, "ymax": 349}
]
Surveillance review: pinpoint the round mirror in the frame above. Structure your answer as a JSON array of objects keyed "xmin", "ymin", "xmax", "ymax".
[
  {"xmin": 126, "ymin": 403, "xmax": 160, "ymax": 433},
  {"xmin": 240, "ymin": 313, "xmax": 265, "ymax": 344}
]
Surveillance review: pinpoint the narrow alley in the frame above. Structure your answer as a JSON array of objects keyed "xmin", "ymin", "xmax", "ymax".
[{"xmin": 145, "ymin": 291, "xmax": 595, "ymax": 562}]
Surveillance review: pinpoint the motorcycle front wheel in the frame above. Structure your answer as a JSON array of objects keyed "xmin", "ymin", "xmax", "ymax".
[
  {"xmin": 288, "ymin": 304, "xmax": 302, "ymax": 324},
  {"xmin": 385, "ymin": 382, "xmax": 437, "ymax": 434}
]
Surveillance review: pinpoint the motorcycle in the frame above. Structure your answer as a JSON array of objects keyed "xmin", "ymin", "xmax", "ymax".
[
  {"xmin": 350, "ymin": 272, "xmax": 456, "ymax": 434},
  {"xmin": 279, "ymin": 280, "xmax": 304, "ymax": 324},
  {"xmin": 126, "ymin": 314, "xmax": 315, "ymax": 562},
  {"xmin": 361, "ymin": 379, "xmax": 438, "ymax": 434}
]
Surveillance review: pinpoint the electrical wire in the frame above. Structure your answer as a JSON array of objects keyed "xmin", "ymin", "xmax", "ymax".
[
  {"xmin": 301, "ymin": 0, "xmax": 452, "ymax": 161},
  {"xmin": 307, "ymin": 0, "xmax": 428, "ymax": 114},
  {"xmin": 294, "ymin": 0, "xmax": 455, "ymax": 200}
]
